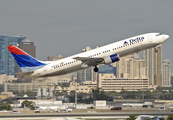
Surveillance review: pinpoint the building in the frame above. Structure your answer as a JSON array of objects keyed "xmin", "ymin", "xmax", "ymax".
[
  {"xmin": 0, "ymin": 35, "xmax": 26, "ymax": 75},
  {"xmin": 115, "ymin": 57, "xmax": 132, "ymax": 78},
  {"xmin": 47, "ymin": 55, "xmax": 63, "ymax": 61},
  {"xmin": 71, "ymin": 74, "xmax": 77, "ymax": 82},
  {"xmin": 47, "ymin": 56, "xmax": 53, "ymax": 61},
  {"xmin": 77, "ymin": 70, "xmax": 85, "ymax": 83},
  {"xmin": 77, "ymin": 66, "xmax": 97, "ymax": 83},
  {"xmin": 97, "ymin": 73, "xmax": 149, "ymax": 92},
  {"xmin": 82, "ymin": 81, "xmax": 97, "ymax": 89},
  {"xmin": 171, "ymin": 73, "xmax": 173, "ymax": 86},
  {"xmin": 55, "ymin": 55, "xmax": 63, "ymax": 60},
  {"xmin": 3, "ymin": 79, "xmax": 54, "ymax": 93},
  {"xmin": 155, "ymin": 46, "xmax": 162, "ymax": 86},
  {"xmin": 0, "ymin": 73, "xmax": 92, "ymax": 95},
  {"xmin": 162, "ymin": 59, "xmax": 171, "ymax": 87},
  {"xmin": 98, "ymin": 64, "xmax": 116, "ymax": 75},
  {"xmin": 0, "ymin": 74, "xmax": 17, "ymax": 84},
  {"xmin": 142, "ymin": 45, "xmax": 162, "ymax": 86},
  {"xmin": 62, "ymin": 82, "xmax": 91, "ymax": 93},
  {"xmin": 115, "ymin": 54, "xmax": 147, "ymax": 79},
  {"xmin": 0, "ymin": 74, "xmax": 17, "ymax": 94},
  {"xmin": 19, "ymin": 41, "xmax": 36, "ymax": 58}
]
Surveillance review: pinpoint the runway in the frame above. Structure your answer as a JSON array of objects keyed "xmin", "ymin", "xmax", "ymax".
[{"xmin": 0, "ymin": 111, "xmax": 171, "ymax": 119}]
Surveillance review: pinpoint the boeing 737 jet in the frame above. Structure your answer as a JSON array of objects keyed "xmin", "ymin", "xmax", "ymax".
[{"xmin": 8, "ymin": 33, "xmax": 169, "ymax": 78}]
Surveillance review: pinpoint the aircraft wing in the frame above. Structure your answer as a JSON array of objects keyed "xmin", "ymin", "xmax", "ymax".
[{"xmin": 73, "ymin": 57, "xmax": 104, "ymax": 66}]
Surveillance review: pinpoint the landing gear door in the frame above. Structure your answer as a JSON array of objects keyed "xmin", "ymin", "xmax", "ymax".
[{"xmin": 148, "ymin": 35, "xmax": 152, "ymax": 42}]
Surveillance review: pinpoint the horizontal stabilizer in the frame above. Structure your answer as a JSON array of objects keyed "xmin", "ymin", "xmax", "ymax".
[{"xmin": 15, "ymin": 71, "xmax": 34, "ymax": 76}]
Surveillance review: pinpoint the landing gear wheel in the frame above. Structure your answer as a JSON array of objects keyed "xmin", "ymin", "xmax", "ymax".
[{"xmin": 94, "ymin": 67, "xmax": 99, "ymax": 72}]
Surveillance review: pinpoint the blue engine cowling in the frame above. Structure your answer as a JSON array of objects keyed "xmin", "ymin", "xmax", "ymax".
[{"xmin": 103, "ymin": 53, "xmax": 120, "ymax": 64}]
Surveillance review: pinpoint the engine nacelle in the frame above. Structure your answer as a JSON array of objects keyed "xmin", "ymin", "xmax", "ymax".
[{"xmin": 102, "ymin": 54, "xmax": 120, "ymax": 64}]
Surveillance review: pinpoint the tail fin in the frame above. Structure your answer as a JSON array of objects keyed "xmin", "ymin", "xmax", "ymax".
[{"xmin": 8, "ymin": 45, "xmax": 48, "ymax": 72}]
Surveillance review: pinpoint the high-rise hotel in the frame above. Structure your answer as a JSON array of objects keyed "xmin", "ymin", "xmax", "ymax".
[
  {"xmin": 162, "ymin": 59, "xmax": 171, "ymax": 87},
  {"xmin": 142, "ymin": 45, "xmax": 162, "ymax": 86}
]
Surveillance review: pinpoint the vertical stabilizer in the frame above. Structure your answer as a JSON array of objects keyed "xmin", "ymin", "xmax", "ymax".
[{"xmin": 8, "ymin": 45, "xmax": 47, "ymax": 72}]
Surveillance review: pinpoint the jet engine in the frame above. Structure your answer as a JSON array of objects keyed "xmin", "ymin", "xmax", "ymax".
[{"xmin": 102, "ymin": 53, "xmax": 120, "ymax": 64}]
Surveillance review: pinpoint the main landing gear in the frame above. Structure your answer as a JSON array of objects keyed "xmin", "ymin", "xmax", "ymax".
[{"xmin": 94, "ymin": 66, "xmax": 99, "ymax": 72}]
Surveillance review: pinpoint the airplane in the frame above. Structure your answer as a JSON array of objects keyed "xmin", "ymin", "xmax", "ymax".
[{"xmin": 8, "ymin": 33, "xmax": 169, "ymax": 78}]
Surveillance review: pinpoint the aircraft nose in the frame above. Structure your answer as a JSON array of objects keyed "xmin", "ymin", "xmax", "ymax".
[
  {"xmin": 164, "ymin": 34, "xmax": 169, "ymax": 40},
  {"xmin": 162, "ymin": 34, "xmax": 169, "ymax": 43}
]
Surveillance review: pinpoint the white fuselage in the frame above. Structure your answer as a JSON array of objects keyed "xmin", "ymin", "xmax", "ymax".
[{"xmin": 31, "ymin": 33, "xmax": 169, "ymax": 78}]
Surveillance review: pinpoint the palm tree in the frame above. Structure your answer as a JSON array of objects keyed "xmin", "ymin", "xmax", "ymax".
[{"xmin": 126, "ymin": 114, "xmax": 137, "ymax": 120}]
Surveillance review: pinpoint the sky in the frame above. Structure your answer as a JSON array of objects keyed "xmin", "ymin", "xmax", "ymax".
[{"xmin": 0, "ymin": 1, "xmax": 173, "ymax": 70}]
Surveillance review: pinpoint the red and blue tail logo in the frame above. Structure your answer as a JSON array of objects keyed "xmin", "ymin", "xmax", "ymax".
[{"xmin": 8, "ymin": 45, "xmax": 46, "ymax": 72}]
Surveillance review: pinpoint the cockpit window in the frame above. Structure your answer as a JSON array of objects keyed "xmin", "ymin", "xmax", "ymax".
[{"xmin": 156, "ymin": 33, "xmax": 162, "ymax": 36}]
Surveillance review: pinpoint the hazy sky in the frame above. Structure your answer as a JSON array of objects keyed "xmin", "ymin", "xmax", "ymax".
[{"xmin": 0, "ymin": 1, "xmax": 173, "ymax": 69}]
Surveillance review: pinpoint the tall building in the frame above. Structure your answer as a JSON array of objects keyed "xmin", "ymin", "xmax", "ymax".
[
  {"xmin": 162, "ymin": 59, "xmax": 171, "ymax": 87},
  {"xmin": 77, "ymin": 70, "xmax": 85, "ymax": 83},
  {"xmin": 0, "ymin": 35, "xmax": 26, "ymax": 75},
  {"xmin": 18, "ymin": 41, "xmax": 36, "ymax": 72},
  {"xmin": 19, "ymin": 41, "xmax": 35, "ymax": 57},
  {"xmin": 142, "ymin": 45, "xmax": 162, "ymax": 86},
  {"xmin": 115, "ymin": 53, "xmax": 146, "ymax": 79},
  {"xmin": 115, "ymin": 57, "xmax": 133, "ymax": 78},
  {"xmin": 171, "ymin": 73, "xmax": 173, "ymax": 86},
  {"xmin": 156, "ymin": 46, "xmax": 162, "ymax": 86}
]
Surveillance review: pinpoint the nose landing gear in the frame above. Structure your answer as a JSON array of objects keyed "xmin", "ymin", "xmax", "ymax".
[{"xmin": 154, "ymin": 44, "xmax": 162, "ymax": 53}]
